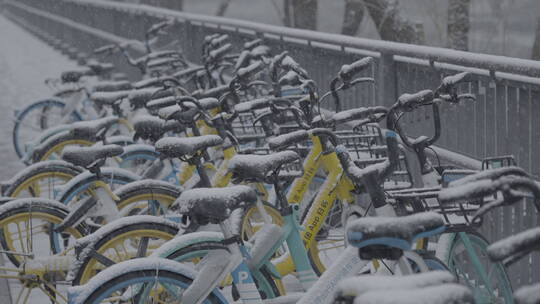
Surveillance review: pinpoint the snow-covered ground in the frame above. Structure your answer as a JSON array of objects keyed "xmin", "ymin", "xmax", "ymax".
[
  {"xmin": 0, "ymin": 14, "xmax": 79, "ymax": 304},
  {"xmin": 0, "ymin": 14, "xmax": 78, "ymax": 181}
]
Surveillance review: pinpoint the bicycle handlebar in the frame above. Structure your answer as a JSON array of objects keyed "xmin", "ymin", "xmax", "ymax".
[
  {"xmin": 208, "ymin": 43, "xmax": 232, "ymax": 62},
  {"xmin": 339, "ymin": 57, "xmax": 374, "ymax": 83},
  {"xmin": 236, "ymin": 61, "xmax": 264, "ymax": 80},
  {"xmin": 439, "ymin": 72, "xmax": 474, "ymax": 93},
  {"xmin": 331, "ymin": 106, "xmax": 388, "ymax": 125}
]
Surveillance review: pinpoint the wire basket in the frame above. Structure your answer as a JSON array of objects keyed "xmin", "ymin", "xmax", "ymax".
[{"xmin": 388, "ymin": 185, "xmax": 484, "ymax": 233}]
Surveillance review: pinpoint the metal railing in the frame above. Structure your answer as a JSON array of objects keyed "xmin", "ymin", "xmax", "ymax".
[{"xmin": 3, "ymin": 0, "xmax": 540, "ymax": 286}]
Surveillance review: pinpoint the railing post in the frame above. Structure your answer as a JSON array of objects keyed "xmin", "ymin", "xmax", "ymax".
[{"xmin": 377, "ymin": 52, "xmax": 398, "ymax": 107}]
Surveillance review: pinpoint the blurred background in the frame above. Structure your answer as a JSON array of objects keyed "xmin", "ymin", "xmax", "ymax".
[{"xmin": 116, "ymin": 0, "xmax": 540, "ymax": 60}]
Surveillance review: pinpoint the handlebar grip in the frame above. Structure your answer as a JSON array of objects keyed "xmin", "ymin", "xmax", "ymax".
[
  {"xmin": 210, "ymin": 34, "xmax": 229, "ymax": 47},
  {"xmin": 339, "ymin": 57, "xmax": 374, "ymax": 82},
  {"xmin": 93, "ymin": 44, "xmax": 116, "ymax": 55},
  {"xmin": 278, "ymin": 71, "xmax": 302, "ymax": 87},
  {"xmin": 208, "ymin": 43, "xmax": 232, "ymax": 61},
  {"xmin": 147, "ymin": 20, "xmax": 172, "ymax": 36},
  {"xmin": 381, "ymin": 130, "xmax": 400, "ymax": 180},
  {"xmin": 398, "ymin": 89, "xmax": 434, "ymax": 110},
  {"xmin": 244, "ymin": 38, "xmax": 263, "ymax": 50},
  {"xmin": 237, "ymin": 61, "xmax": 265, "ymax": 80},
  {"xmin": 331, "ymin": 106, "xmax": 388, "ymax": 125},
  {"xmin": 442, "ymin": 72, "xmax": 474, "ymax": 87}
]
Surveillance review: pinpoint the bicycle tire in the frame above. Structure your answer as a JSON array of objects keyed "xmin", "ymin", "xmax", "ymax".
[
  {"xmin": 73, "ymin": 217, "xmax": 180, "ymax": 285},
  {"xmin": 4, "ymin": 160, "xmax": 83, "ymax": 198},
  {"xmin": 155, "ymin": 236, "xmax": 283, "ymax": 299},
  {"xmin": 445, "ymin": 231, "xmax": 514, "ymax": 304},
  {"xmin": 12, "ymin": 99, "xmax": 82, "ymax": 159},
  {"xmin": 112, "ymin": 179, "xmax": 181, "ymax": 215},
  {"xmin": 0, "ymin": 198, "xmax": 86, "ymax": 267},
  {"xmin": 75, "ymin": 261, "xmax": 227, "ymax": 304}
]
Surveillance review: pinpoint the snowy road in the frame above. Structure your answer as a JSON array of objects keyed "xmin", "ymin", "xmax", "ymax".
[{"xmin": 0, "ymin": 13, "xmax": 78, "ymax": 181}]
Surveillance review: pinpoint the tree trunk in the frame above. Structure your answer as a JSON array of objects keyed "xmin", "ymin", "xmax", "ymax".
[
  {"xmin": 533, "ymin": 18, "xmax": 540, "ymax": 60},
  {"xmin": 447, "ymin": 0, "xmax": 471, "ymax": 51},
  {"xmin": 291, "ymin": 0, "xmax": 318, "ymax": 30},
  {"xmin": 216, "ymin": 0, "xmax": 232, "ymax": 17},
  {"xmin": 341, "ymin": 0, "xmax": 365, "ymax": 36},
  {"xmin": 283, "ymin": 0, "xmax": 292, "ymax": 27},
  {"xmin": 364, "ymin": 0, "xmax": 421, "ymax": 43}
]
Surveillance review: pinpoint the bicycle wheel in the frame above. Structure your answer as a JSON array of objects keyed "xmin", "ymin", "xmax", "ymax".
[
  {"xmin": 57, "ymin": 168, "xmax": 140, "ymax": 207},
  {"xmin": 300, "ymin": 196, "xmax": 348, "ymax": 275},
  {"xmin": 112, "ymin": 179, "xmax": 181, "ymax": 216},
  {"xmin": 0, "ymin": 198, "xmax": 86, "ymax": 267},
  {"xmin": 4, "ymin": 160, "xmax": 82, "ymax": 199},
  {"xmin": 31, "ymin": 131, "xmax": 94, "ymax": 164},
  {"xmin": 13, "ymin": 99, "xmax": 82, "ymax": 159},
  {"xmin": 445, "ymin": 231, "xmax": 513, "ymax": 304},
  {"xmin": 73, "ymin": 216, "xmax": 180, "ymax": 285},
  {"xmin": 73, "ymin": 259, "xmax": 227, "ymax": 304},
  {"xmin": 152, "ymin": 233, "xmax": 283, "ymax": 299},
  {"xmin": 116, "ymin": 144, "xmax": 159, "ymax": 176}
]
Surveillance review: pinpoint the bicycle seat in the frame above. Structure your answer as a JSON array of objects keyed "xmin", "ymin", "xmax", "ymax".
[
  {"xmin": 192, "ymin": 84, "xmax": 229, "ymax": 99},
  {"xmin": 155, "ymin": 135, "xmax": 223, "ymax": 159},
  {"xmin": 267, "ymin": 130, "xmax": 309, "ymax": 151},
  {"xmin": 90, "ymin": 90, "xmax": 130, "ymax": 106},
  {"xmin": 62, "ymin": 144, "xmax": 124, "ymax": 168},
  {"xmin": 133, "ymin": 115, "xmax": 185, "ymax": 142},
  {"xmin": 175, "ymin": 185, "xmax": 257, "ymax": 224},
  {"xmin": 71, "ymin": 116, "xmax": 119, "ymax": 138},
  {"xmin": 228, "ymin": 151, "xmax": 300, "ymax": 183},
  {"xmin": 347, "ymin": 212, "xmax": 445, "ymax": 256},
  {"xmin": 128, "ymin": 87, "xmax": 172, "ymax": 109},
  {"xmin": 354, "ymin": 283, "xmax": 473, "ymax": 304},
  {"xmin": 91, "ymin": 80, "xmax": 132, "ymax": 92},
  {"xmin": 487, "ymin": 226, "xmax": 540, "ymax": 263},
  {"xmin": 186, "ymin": 97, "xmax": 221, "ymax": 111},
  {"xmin": 335, "ymin": 271, "xmax": 455, "ymax": 299}
]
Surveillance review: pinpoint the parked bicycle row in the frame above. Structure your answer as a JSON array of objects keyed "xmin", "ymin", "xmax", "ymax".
[{"xmin": 1, "ymin": 19, "xmax": 538, "ymax": 304}]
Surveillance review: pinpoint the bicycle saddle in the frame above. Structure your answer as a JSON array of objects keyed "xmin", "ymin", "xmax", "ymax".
[
  {"xmin": 155, "ymin": 135, "xmax": 223, "ymax": 159},
  {"xmin": 62, "ymin": 144, "xmax": 124, "ymax": 168},
  {"xmin": 90, "ymin": 90, "xmax": 131, "ymax": 106},
  {"xmin": 132, "ymin": 115, "xmax": 185, "ymax": 142},
  {"xmin": 487, "ymin": 226, "xmax": 540, "ymax": 263},
  {"xmin": 267, "ymin": 130, "xmax": 309, "ymax": 151},
  {"xmin": 347, "ymin": 212, "xmax": 445, "ymax": 255},
  {"xmin": 228, "ymin": 150, "xmax": 300, "ymax": 183},
  {"xmin": 128, "ymin": 87, "xmax": 172, "ymax": 109},
  {"xmin": 71, "ymin": 116, "xmax": 119, "ymax": 138},
  {"xmin": 354, "ymin": 283, "xmax": 474, "ymax": 304},
  {"xmin": 91, "ymin": 80, "xmax": 132, "ymax": 92},
  {"xmin": 175, "ymin": 185, "xmax": 257, "ymax": 224},
  {"xmin": 192, "ymin": 84, "xmax": 229, "ymax": 99}
]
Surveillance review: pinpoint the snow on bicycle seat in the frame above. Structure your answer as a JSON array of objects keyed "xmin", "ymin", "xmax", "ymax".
[
  {"xmin": 91, "ymin": 80, "xmax": 132, "ymax": 92},
  {"xmin": 335, "ymin": 271, "xmax": 455, "ymax": 299},
  {"xmin": 185, "ymin": 97, "xmax": 221, "ymax": 111},
  {"xmin": 132, "ymin": 115, "xmax": 184, "ymax": 142},
  {"xmin": 487, "ymin": 226, "xmax": 540, "ymax": 263},
  {"xmin": 70, "ymin": 116, "xmax": 119, "ymax": 138},
  {"xmin": 62, "ymin": 144, "xmax": 124, "ymax": 168},
  {"xmin": 192, "ymin": 84, "xmax": 229, "ymax": 99},
  {"xmin": 267, "ymin": 130, "xmax": 309, "ymax": 151},
  {"xmin": 228, "ymin": 151, "xmax": 300, "ymax": 183},
  {"xmin": 353, "ymin": 283, "xmax": 474, "ymax": 304},
  {"xmin": 175, "ymin": 185, "xmax": 257, "ymax": 224},
  {"xmin": 90, "ymin": 90, "xmax": 131, "ymax": 106},
  {"xmin": 155, "ymin": 135, "xmax": 223, "ymax": 159},
  {"xmin": 128, "ymin": 87, "xmax": 172, "ymax": 109},
  {"xmin": 347, "ymin": 212, "xmax": 445, "ymax": 250}
]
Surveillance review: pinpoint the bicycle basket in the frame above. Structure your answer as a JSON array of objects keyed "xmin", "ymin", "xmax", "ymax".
[{"xmin": 388, "ymin": 187, "xmax": 484, "ymax": 232}]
